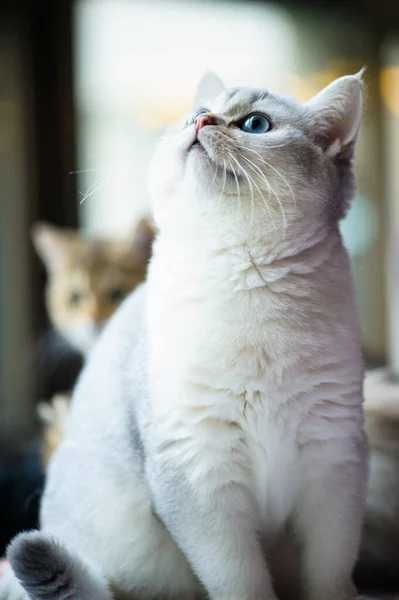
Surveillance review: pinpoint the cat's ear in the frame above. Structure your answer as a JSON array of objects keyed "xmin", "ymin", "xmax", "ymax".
[
  {"xmin": 193, "ymin": 71, "xmax": 226, "ymax": 109},
  {"xmin": 31, "ymin": 222, "xmax": 69, "ymax": 271},
  {"xmin": 305, "ymin": 69, "xmax": 365, "ymax": 156},
  {"xmin": 131, "ymin": 218, "xmax": 156, "ymax": 264}
]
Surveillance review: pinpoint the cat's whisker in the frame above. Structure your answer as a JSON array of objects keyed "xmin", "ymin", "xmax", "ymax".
[
  {"xmin": 78, "ymin": 180, "xmax": 99, "ymax": 198},
  {"xmin": 69, "ymin": 169, "xmax": 97, "ymax": 176},
  {"xmin": 228, "ymin": 159, "xmax": 241, "ymax": 203},
  {"xmin": 259, "ymin": 158, "xmax": 296, "ymax": 209},
  {"xmin": 250, "ymin": 177, "xmax": 278, "ymax": 236},
  {"xmin": 226, "ymin": 151, "xmax": 256, "ymax": 223},
  {"xmin": 208, "ymin": 162, "xmax": 219, "ymax": 194},
  {"xmin": 217, "ymin": 145, "xmax": 240, "ymax": 201},
  {"xmin": 79, "ymin": 178, "xmax": 107, "ymax": 204},
  {"xmin": 241, "ymin": 156, "xmax": 287, "ymax": 236},
  {"xmin": 227, "ymin": 151, "xmax": 277, "ymax": 233},
  {"xmin": 243, "ymin": 152, "xmax": 296, "ymax": 208},
  {"xmin": 203, "ymin": 158, "xmax": 219, "ymax": 195},
  {"xmin": 238, "ymin": 158, "xmax": 279, "ymax": 237},
  {"xmin": 78, "ymin": 180, "xmax": 103, "ymax": 201},
  {"xmin": 236, "ymin": 142, "xmax": 289, "ymax": 151},
  {"xmin": 235, "ymin": 144, "xmax": 296, "ymax": 209},
  {"xmin": 222, "ymin": 159, "xmax": 227, "ymax": 197}
]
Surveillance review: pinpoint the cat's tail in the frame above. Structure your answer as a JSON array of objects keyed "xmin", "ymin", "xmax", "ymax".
[{"xmin": 6, "ymin": 530, "xmax": 113, "ymax": 600}]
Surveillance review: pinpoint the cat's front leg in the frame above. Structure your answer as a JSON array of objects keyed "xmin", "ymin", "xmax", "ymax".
[
  {"xmin": 146, "ymin": 422, "xmax": 278, "ymax": 600},
  {"xmin": 295, "ymin": 432, "xmax": 368, "ymax": 600}
]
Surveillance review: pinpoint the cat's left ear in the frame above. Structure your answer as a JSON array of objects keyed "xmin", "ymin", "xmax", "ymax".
[
  {"xmin": 31, "ymin": 222, "xmax": 69, "ymax": 272},
  {"xmin": 193, "ymin": 71, "xmax": 226, "ymax": 109},
  {"xmin": 305, "ymin": 69, "xmax": 365, "ymax": 156}
]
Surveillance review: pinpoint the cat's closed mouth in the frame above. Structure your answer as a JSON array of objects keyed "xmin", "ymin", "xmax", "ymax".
[{"xmin": 188, "ymin": 137, "xmax": 210, "ymax": 159}]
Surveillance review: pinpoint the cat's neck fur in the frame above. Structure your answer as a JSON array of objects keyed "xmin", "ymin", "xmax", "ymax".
[{"xmin": 150, "ymin": 219, "xmax": 341, "ymax": 292}]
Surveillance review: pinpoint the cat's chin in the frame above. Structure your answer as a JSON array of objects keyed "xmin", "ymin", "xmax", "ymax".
[
  {"xmin": 188, "ymin": 140, "xmax": 210, "ymax": 160},
  {"xmin": 185, "ymin": 141, "xmax": 216, "ymax": 183}
]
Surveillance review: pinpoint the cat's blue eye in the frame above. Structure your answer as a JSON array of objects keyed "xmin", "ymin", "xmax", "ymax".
[
  {"xmin": 239, "ymin": 113, "xmax": 271, "ymax": 134},
  {"xmin": 186, "ymin": 108, "xmax": 208, "ymax": 127}
]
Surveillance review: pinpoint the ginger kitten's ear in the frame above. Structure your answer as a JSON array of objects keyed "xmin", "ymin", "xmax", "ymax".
[
  {"xmin": 131, "ymin": 218, "xmax": 156, "ymax": 264},
  {"xmin": 305, "ymin": 69, "xmax": 365, "ymax": 156},
  {"xmin": 31, "ymin": 222, "xmax": 69, "ymax": 272},
  {"xmin": 193, "ymin": 71, "xmax": 226, "ymax": 109}
]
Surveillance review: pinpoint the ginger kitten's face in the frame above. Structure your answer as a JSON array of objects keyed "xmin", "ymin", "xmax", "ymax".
[
  {"xmin": 32, "ymin": 220, "xmax": 155, "ymax": 355},
  {"xmin": 150, "ymin": 72, "xmax": 364, "ymax": 251}
]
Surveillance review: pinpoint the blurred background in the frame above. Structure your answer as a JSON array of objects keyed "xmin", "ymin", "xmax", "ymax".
[{"xmin": 0, "ymin": 0, "xmax": 398, "ymax": 556}]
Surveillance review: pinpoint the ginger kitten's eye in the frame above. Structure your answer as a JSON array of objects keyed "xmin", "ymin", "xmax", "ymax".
[
  {"xmin": 69, "ymin": 291, "xmax": 84, "ymax": 306},
  {"xmin": 108, "ymin": 287, "xmax": 127, "ymax": 304},
  {"xmin": 185, "ymin": 108, "xmax": 209, "ymax": 127},
  {"xmin": 238, "ymin": 113, "xmax": 272, "ymax": 134}
]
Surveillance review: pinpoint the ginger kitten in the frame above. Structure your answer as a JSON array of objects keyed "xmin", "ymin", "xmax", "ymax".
[
  {"xmin": 1, "ymin": 72, "xmax": 368, "ymax": 600},
  {"xmin": 32, "ymin": 218, "xmax": 155, "ymax": 357},
  {"xmin": 33, "ymin": 218, "xmax": 155, "ymax": 465}
]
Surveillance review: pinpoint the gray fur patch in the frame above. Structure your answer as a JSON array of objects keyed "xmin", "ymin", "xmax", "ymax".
[{"xmin": 8, "ymin": 532, "xmax": 73, "ymax": 599}]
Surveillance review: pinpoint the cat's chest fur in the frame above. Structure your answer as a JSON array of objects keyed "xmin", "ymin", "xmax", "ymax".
[
  {"xmin": 149, "ymin": 291, "xmax": 301, "ymax": 530},
  {"xmin": 146, "ymin": 237, "xmax": 360, "ymax": 531}
]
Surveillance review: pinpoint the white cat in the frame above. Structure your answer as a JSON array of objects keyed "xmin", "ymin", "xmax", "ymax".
[{"xmin": 1, "ymin": 72, "xmax": 368, "ymax": 600}]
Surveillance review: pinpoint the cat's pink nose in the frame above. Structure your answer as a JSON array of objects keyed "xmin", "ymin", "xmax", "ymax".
[{"xmin": 194, "ymin": 113, "xmax": 217, "ymax": 131}]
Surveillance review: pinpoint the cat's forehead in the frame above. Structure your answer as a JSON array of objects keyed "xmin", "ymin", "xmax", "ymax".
[
  {"xmin": 63, "ymin": 240, "xmax": 130, "ymax": 269},
  {"xmin": 209, "ymin": 87, "xmax": 298, "ymax": 120}
]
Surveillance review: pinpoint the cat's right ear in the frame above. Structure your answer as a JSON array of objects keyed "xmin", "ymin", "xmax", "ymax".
[
  {"xmin": 31, "ymin": 222, "xmax": 67, "ymax": 272},
  {"xmin": 193, "ymin": 71, "xmax": 226, "ymax": 109},
  {"xmin": 304, "ymin": 70, "xmax": 365, "ymax": 157}
]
